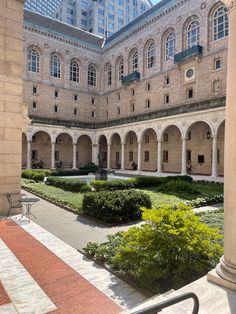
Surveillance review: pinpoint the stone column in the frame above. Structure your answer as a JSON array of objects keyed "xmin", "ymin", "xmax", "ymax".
[
  {"xmin": 181, "ymin": 137, "xmax": 187, "ymax": 175},
  {"xmin": 51, "ymin": 142, "xmax": 55, "ymax": 169},
  {"xmin": 211, "ymin": 135, "xmax": 218, "ymax": 177},
  {"xmin": 27, "ymin": 141, "xmax": 32, "ymax": 169},
  {"xmin": 107, "ymin": 144, "xmax": 111, "ymax": 169},
  {"xmin": 121, "ymin": 142, "xmax": 125, "ymax": 170},
  {"xmin": 137, "ymin": 141, "xmax": 142, "ymax": 172},
  {"xmin": 208, "ymin": 1, "xmax": 236, "ymax": 291},
  {"xmin": 92, "ymin": 144, "xmax": 98, "ymax": 166},
  {"xmin": 157, "ymin": 140, "xmax": 162, "ymax": 174},
  {"xmin": 0, "ymin": 0, "xmax": 24, "ymax": 214},
  {"xmin": 73, "ymin": 143, "xmax": 77, "ymax": 169}
]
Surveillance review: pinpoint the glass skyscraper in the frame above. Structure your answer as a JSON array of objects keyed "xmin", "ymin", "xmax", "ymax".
[{"xmin": 24, "ymin": 0, "xmax": 62, "ymax": 17}]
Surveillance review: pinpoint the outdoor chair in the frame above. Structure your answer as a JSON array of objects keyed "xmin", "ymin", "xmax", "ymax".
[{"xmin": 6, "ymin": 193, "xmax": 24, "ymax": 218}]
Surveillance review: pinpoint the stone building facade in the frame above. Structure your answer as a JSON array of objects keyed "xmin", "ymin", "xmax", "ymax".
[{"xmin": 22, "ymin": 0, "xmax": 228, "ymax": 177}]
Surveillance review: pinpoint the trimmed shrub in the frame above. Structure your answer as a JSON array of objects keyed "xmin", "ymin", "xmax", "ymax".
[
  {"xmin": 90, "ymin": 179, "xmax": 136, "ymax": 191},
  {"xmin": 188, "ymin": 194, "xmax": 224, "ymax": 208},
  {"xmin": 51, "ymin": 162, "xmax": 99, "ymax": 176},
  {"xmin": 158, "ymin": 180, "xmax": 197, "ymax": 194},
  {"xmin": 82, "ymin": 189, "xmax": 152, "ymax": 223},
  {"xmin": 90, "ymin": 176, "xmax": 193, "ymax": 192},
  {"xmin": 21, "ymin": 169, "xmax": 50, "ymax": 181},
  {"xmin": 84, "ymin": 207, "xmax": 223, "ymax": 293},
  {"xmin": 47, "ymin": 176, "xmax": 88, "ymax": 192}
]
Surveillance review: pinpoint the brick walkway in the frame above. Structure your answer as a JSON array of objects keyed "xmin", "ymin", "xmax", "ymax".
[
  {"xmin": 0, "ymin": 281, "xmax": 10, "ymax": 307},
  {"xmin": 0, "ymin": 220, "xmax": 122, "ymax": 313}
]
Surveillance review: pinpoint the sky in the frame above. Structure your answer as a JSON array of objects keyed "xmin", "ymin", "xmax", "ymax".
[{"xmin": 151, "ymin": 0, "xmax": 161, "ymax": 5}]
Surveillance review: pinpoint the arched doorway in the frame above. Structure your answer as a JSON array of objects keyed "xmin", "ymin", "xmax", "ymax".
[
  {"xmin": 141, "ymin": 128, "xmax": 157, "ymax": 171},
  {"xmin": 186, "ymin": 121, "xmax": 212, "ymax": 175},
  {"xmin": 124, "ymin": 131, "xmax": 138, "ymax": 170},
  {"xmin": 110, "ymin": 133, "xmax": 121, "ymax": 169},
  {"xmin": 55, "ymin": 133, "xmax": 73, "ymax": 168},
  {"xmin": 77, "ymin": 135, "xmax": 92, "ymax": 167},
  {"xmin": 161, "ymin": 125, "xmax": 182, "ymax": 173},
  {"xmin": 31, "ymin": 131, "xmax": 51, "ymax": 168}
]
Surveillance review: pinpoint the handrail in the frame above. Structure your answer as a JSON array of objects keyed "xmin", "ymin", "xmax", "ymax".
[{"xmin": 132, "ymin": 292, "xmax": 199, "ymax": 314}]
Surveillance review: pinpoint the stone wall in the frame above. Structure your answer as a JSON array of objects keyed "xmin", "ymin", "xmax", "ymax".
[{"xmin": 0, "ymin": 0, "xmax": 24, "ymax": 215}]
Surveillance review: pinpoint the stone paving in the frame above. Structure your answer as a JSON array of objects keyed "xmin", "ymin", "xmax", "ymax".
[{"xmin": 0, "ymin": 218, "xmax": 146, "ymax": 313}]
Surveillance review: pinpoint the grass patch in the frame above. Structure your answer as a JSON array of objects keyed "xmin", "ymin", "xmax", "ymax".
[
  {"xmin": 22, "ymin": 179, "xmax": 83, "ymax": 212},
  {"xmin": 140, "ymin": 181, "xmax": 223, "ymax": 209}
]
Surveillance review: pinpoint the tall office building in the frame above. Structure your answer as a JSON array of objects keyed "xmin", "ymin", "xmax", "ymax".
[
  {"xmin": 55, "ymin": 0, "xmax": 152, "ymax": 37},
  {"xmin": 24, "ymin": 0, "xmax": 62, "ymax": 17}
]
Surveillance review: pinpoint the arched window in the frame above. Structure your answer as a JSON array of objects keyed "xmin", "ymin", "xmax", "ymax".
[
  {"xmin": 146, "ymin": 42, "xmax": 156, "ymax": 69},
  {"xmin": 70, "ymin": 60, "xmax": 80, "ymax": 82},
  {"xmin": 28, "ymin": 48, "xmax": 40, "ymax": 73},
  {"xmin": 187, "ymin": 20, "xmax": 200, "ymax": 48},
  {"xmin": 105, "ymin": 63, "xmax": 112, "ymax": 86},
  {"xmin": 131, "ymin": 50, "xmax": 138, "ymax": 72},
  {"xmin": 50, "ymin": 54, "xmax": 61, "ymax": 78},
  {"xmin": 117, "ymin": 58, "xmax": 124, "ymax": 81},
  {"xmin": 165, "ymin": 32, "xmax": 175, "ymax": 61},
  {"xmin": 213, "ymin": 6, "xmax": 228, "ymax": 41},
  {"xmin": 88, "ymin": 65, "xmax": 97, "ymax": 86}
]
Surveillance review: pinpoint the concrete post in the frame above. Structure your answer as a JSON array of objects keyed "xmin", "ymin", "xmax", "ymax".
[
  {"xmin": 211, "ymin": 135, "xmax": 218, "ymax": 177},
  {"xmin": 107, "ymin": 144, "xmax": 111, "ymax": 169},
  {"xmin": 92, "ymin": 144, "xmax": 98, "ymax": 165},
  {"xmin": 181, "ymin": 137, "xmax": 187, "ymax": 175},
  {"xmin": 121, "ymin": 142, "xmax": 125, "ymax": 170},
  {"xmin": 51, "ymin": 142, "xmax": 55, "ymax": 169},
  {"xmin": 73, "ymin": 143, "xmax": 77, "ymax": 169},
  {"xmin": 137, "ymin": 141, "xmax": 142, "ymax": 172},
  {"xmin": 157, "ymin": 140, "xmax": 162, "ymax": 174},
  {"xmin": 208, "ymin": 2, "xmax": 236, "ymax": 291},
  {"xmin": 27, "ymin": 141, "xmax": 32, "ymax": 169}
]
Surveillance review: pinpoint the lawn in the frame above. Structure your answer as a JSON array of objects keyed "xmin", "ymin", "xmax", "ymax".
[
  {"xmin": 140, "ymin": 181, "xmax": 223, "ymax": 208},
  {"xmin": 22, "ymin": 179, "xmax": 83, "ymax": 211},
  {"xmin": 22, "ymin": 178, "xmax": 223, "ymax": 212}
]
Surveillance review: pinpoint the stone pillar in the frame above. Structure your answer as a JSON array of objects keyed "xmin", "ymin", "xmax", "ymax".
[
  {"xmin": 26, "ymin": 141, "xmax": 32, "ymax": 169},
  {"xmin": 211, "ymin": 135, "xmax": 218, "ymax": 177},
  {"xmin": 137, "ymin": 141, "xmax": 142, "ymax": 172},
  {"xmin": 73, "ymin": 143, "xmax": 77, "ymax": 169},
  {"xmin": 51, "ymin": 142, "xmax": 55, "ymax": 169},
  {"xmin": 92, "ymin": 144, "xmax": 98, "ymax": 166},
  {"xmin": 121, "ymin": 142, "xmax": 125, "ymax": 170},
  {"xmin": 107, "ymin": 144, "xmax": 111, "ymax": 169},
  {"xmin": 157, "ymin": 140, "xmax": 162, "ymax": 174},
  {"xmin": 208, "ymin": 1, "xmax": 236, "ymax": 291},
  {"xmin": 181, "ymin": 137, "xmax": 187, "ymax": 175},
  {"xmin": 0, "ymin": 0, "xmax": 24, "ymax": 214}
]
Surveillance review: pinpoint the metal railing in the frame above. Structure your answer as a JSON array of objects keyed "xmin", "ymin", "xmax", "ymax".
[
  {"xmin": 174, "ymin": 45, "xmax": 203, "ymax": 63},
  {"xmin": 132, "ymin": 292, "xmax": 199, "ymax": 314}
]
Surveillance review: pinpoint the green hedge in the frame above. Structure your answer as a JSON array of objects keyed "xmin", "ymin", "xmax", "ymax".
[
  {"xmin": 22, "ymin": 169, "xmax": 51, "ymax": 182},
  {"xmin": 47, "ymin": 176, "xmax": 89, "ymax": 192},
  {"xmin": 188, "ymin": 194, "xmax": 224, "ymax": 208},
  {"xmin": 82, "ymin": 189, "xmax": 152, "ymax": 223},
  {"xmin": 51, "ymin": 163, "xmax": 99, "ymax": 176},
  {"xmin": 90, "ymin": 175, "xmax": 193, "ymax": 191}
]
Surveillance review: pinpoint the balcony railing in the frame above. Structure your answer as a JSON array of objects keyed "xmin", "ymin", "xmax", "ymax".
[
  {"xmin": 122, "ymin": 71, "xmax": 140, "ymax": 85},
  {"xmin": 174, "ymin": 45, "xmax": 203, "ymax": 63}
]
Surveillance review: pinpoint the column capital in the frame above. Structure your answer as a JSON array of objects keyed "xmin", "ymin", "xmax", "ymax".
[{"xmin": 181, "ymin": 136, "xmax": 186, "ymax": 141}]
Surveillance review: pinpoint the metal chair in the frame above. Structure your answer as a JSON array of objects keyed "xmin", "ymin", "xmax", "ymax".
[{"xmin": 6, "ymin": 194, "xmax": 23, "ymax": 218}]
